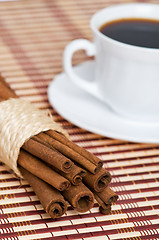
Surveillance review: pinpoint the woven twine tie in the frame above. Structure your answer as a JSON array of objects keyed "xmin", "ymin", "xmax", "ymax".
[{"xmin": 0, "ymin": 98, "xmax": 68, "ymax": 177}]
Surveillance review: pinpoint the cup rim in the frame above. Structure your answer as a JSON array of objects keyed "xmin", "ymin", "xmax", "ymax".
[{"xmin": 90, "ymin": 3, "xmax": 159, "ymax": 52}]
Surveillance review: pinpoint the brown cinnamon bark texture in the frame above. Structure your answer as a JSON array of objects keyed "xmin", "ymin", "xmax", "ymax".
[
  {"xmin": 99, "ymin": 205, "xmax": 112, "ymax": 215},
  {"xmin": 62, "ymin": 183, "xmax": 94, "ymax": 212},
  {"xmin": 83, "ymin": 168, "xmax": 112, "ymax": 192},
  {"xmin": 34, "ymin": 132, "xmax": 99, "ymax": 174},
  {"xmin": 46, "ymin": 130, "xmax": 103, "ymax": 173},
  {"xmin": 93, "ymin": 192, "xmax": 108, "ymax": 209},
  {"xmin": 94, "ymin": 188, "xmax": 114, "ymax": 215},
  {"xmin": 19, "ymin": 167, "xmax": 67, "ymax": 218},
  {"xmin": 22, "ymin": 138, "xmax": 72, "ymax": 173},
  {"xmin": 18, "ymin": 150, "xmax": 70, "ymax": 191},
  {"xmin": 94, "ymin": 186, "xmax": 118, "ymax": 207},
  {"xmin": 55, "ymin": 164, "xmax": 86, "ymax": 185}
]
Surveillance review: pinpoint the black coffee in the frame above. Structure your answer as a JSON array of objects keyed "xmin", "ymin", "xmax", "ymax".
[{"xmin": 99, "ymin": 18, "xmax": 159, "ymax": 48}]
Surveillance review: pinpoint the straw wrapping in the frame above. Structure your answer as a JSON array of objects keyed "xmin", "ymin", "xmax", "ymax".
[{"xmin": 0, "ymin": 98, "xmax": 68, "ymax": 177}]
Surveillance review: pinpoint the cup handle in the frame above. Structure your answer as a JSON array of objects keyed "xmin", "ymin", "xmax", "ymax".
[{"xmin": 63, "ymin": 39, "xmax": 101, "ymax": 99}]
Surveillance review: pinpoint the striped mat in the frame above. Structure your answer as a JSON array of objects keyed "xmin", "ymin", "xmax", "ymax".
[{"xmin": 0, "ymin": 0, "xmax": 159, "ymax": 239}]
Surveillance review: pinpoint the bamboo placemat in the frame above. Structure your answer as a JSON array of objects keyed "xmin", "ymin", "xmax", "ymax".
[{"xmin": 0, "ymin": 0, "xmax": 159, "ymax": 239}]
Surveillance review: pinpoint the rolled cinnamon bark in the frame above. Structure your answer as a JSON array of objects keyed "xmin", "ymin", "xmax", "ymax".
[
  {"xmin": 34, "ymin": 133, "xmax": 99, "ymax": 174},
  {"xmin": 62, "ymin": 182, "xmax": 94, "ymax": 212},
  {"xmin": 22, "ymin": 138, "xmax": 72, "ymax": 173},
  {"xmin": 18, "ymin": 150, "xmax": 70, "ymax": 191},
  {"xmin": 46, "ymin": 130, "xmax": 103, "ymax": 171},
  {"xmin": 94, "ymin": 187, "xmax": 112, "ymax": 216},
  {"xmin": 83, "ymin": 168, "xmax": 112, "ymax": 192},
  {"xmin": 55, "ymin": 164, "xmax": 86, "ymax": 185},
  {"xmin": 94, "ymin": 186, "xmax": 118, "ymax": 207},
  {"xmin": 99, "ymin": 205, "xmax": 112, "ymax": 215},
  {"xmin": 19, "ymin": 167, "xmax": 67, "ymax": 218}
]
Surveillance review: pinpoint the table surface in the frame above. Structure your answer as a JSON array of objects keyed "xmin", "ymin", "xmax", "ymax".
[{"xmin": 0, "ymin": 0, "xmax": 159, "ymax": 239}]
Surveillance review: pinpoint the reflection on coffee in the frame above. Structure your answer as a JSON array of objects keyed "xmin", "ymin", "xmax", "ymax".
[{"xmin": 99, "ymin": 18, "xmax": 159, "ymax": 48}]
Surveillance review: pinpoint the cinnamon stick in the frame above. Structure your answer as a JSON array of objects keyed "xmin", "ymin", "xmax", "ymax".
[
  {"xmin": 99, "ymin": 205, "xmax": 112, "ymax": 215},
  {"xmin": 18, "ymin": 150, "xmax": 70, "ymax": 191},
  {"xmin": 32, "ymin": 133, "xmax": 87, "ymax": 185},
  {"xmin": 22, "ymin": 138, "xmax": 73, "ymax": 173},
  {"xmin": 55, "ymin": 164, "xmax": 86, "ymax": 185},
  {"xmin": 19, "ymin": 167, "xmax": 67, "ymax": 218},
  {"xmin": 34, "ymin": 132, "xmax": 99, "ymax": 174},
  {"xmin": 83, "ymin": 168, "xmax": 112, "ymax": 192},
  {"xmin": 62, "ymin": 182, "xmax": 94, "ymax": 213},
  {"xmin": 94, "ymin": 186, "xmax": 118, "ymax": 207},
  {"xmin": 94, "ymin": 191, "xmax": 112, "ymax": 215},
  {"xmin": 46, "ymin": 130, "xmax": 103, "ymax": 170}
]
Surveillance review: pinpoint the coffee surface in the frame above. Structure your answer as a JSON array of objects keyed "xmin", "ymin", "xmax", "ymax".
[{"xmin": 99, "ymin": 18, "xmax": 159, "ymax": 48}]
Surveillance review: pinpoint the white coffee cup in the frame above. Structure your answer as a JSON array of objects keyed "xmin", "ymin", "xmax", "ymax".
[{"xmin": 63, "ymin": 3, "xmax": 159, "ymax": 122}]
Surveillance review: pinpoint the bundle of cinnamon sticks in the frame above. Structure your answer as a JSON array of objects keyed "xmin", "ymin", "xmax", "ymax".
[{"xmin": 0, "ymin": 76, "xmax": 118, "ymax": 218}]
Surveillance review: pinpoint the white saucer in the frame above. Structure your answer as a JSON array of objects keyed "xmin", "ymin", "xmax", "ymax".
[{"xmin": 48, "ymin": 61, "xmax": 159, "ymax": 143}]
